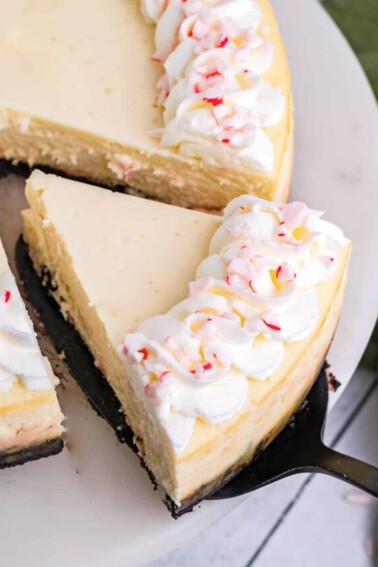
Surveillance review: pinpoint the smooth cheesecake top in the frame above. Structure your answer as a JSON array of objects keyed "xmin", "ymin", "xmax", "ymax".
[
  {"xmin": 25, "ymin": 170, "xmax": 221, "ymax": 346},
  {"xmin": 0, "ymin": 0, "xmax": 162, "ymax": 150}
]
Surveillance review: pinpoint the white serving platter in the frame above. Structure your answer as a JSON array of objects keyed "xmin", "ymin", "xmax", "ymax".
[{"xmin": 0, "ymin": 0, "xmax": 377, "ymax": 565}]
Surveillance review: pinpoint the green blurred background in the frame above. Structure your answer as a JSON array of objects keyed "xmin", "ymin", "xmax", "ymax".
[{"xmin": 323, "ymin": 0, "xmax": 378, "ymax": 98}]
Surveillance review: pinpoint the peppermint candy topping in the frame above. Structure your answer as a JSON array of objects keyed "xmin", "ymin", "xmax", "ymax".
[
  {"xmin": 120, "ymin": 195, "xmax": 347, "ymax": 455},
  {"xmin": 142, "ymin": 0, "xmax": 285, "ymax": 172}
]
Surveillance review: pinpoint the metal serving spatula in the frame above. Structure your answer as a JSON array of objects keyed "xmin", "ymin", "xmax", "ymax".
[
  {"xmin": 16, "ymin": 238, "xmax": 378, "ymax": 510},
  {"xmin": 208, "ymin": 364, "xmax": 378, "ymax": 501}
]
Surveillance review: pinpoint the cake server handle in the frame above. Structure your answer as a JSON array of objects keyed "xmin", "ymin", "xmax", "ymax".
[{"xmin": 308, "ymin": 443, "xmax": 378, "ymax": 497}]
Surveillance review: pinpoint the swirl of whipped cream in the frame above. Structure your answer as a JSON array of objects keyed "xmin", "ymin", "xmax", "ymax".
[
  {"xmin": 0, "ymin": 272, "xmax": 52, "ymax": 393},
  {"xmin": 142, "ymin": 0, "xmax": 285, "ymax": 172},
  {"xmin": 119, "ymin": 195, "xmax": 347, "ymax": 454}
]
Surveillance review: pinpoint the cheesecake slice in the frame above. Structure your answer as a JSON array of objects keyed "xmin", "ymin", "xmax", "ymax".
[
  {"xmin": 0, "ymin": 237, "xmax": 63, "ymax": 466},
  {"xmin": 0, "ymin": 0, "xmax": 292, "ymax": 209},
  {"xmin": 23, "ymin": 170, "xmax": 350, "ymax": 512}
]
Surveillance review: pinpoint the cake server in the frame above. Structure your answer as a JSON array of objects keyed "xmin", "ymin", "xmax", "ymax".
[{"xmin": 208, "ymin": 365, "xmax": 378, "ymax": 501}]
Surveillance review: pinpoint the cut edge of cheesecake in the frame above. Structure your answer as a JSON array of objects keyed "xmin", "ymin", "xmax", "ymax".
[
  {"xmin": 0, "ymin": 0, "xmax": 293, "ymax": 210},
  {"xmin": 0, "ymin": 238, "xmax": 64, "ymax": 465},
  {"xmin": 22, "ymin": 170, "xmax": 350, "ymax": 513}
]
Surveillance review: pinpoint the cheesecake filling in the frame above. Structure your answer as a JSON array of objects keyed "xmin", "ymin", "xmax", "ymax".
[
  {"xmin": 144, "ymin": 0, "xmax": 285, "ymax": 172},
  {"xmin": 120, "ymin": 196, "xmax": 348, "ymax": 454}
]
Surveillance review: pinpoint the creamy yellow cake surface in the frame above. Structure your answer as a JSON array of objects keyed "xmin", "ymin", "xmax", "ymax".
[
  {"xmin": 0, "ymin": 238, "xmax": 63, "ymax": 455},
  {"xmin": 0, "ymin": 0, "xmax": 292, "ymax": 209},
  {"xmin": 23, "ymin": 171, "xmax": 350, "ymax": 509}
]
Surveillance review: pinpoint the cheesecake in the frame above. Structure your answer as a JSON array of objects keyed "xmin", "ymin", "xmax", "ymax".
[
  {"xmin": 0, "ymin": 0, "xmax": 292, "ymax": 209},
  {"xmin": 0, "ymin": 237, "xmax": 63, "ymax": 466},
  {"xmin": 22, "ymin": 170, "xmax": 350, "ymax": 512}
]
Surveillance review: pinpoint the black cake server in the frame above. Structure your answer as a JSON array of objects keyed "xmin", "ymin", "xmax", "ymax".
[{"xmin": 207, "ymin": 364, "xmax": 378, "ymax": 502}]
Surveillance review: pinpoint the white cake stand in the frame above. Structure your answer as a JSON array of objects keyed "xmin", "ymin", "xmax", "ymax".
[{"xmin": 0, "ymin": 0, "xmax": 377, "ymax": 565}]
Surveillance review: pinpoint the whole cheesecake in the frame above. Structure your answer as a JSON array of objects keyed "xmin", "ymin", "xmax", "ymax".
[
  {"xmin": 0, "ymin": 0, "xmax": 292, "ymax": 209},
  {"xmin": 0, "ymin": 237, "xmax": 64, "ymax": 465},
  {"xmin": 23, "ymin": 171, "xmax": 350, "ymax": 513}
]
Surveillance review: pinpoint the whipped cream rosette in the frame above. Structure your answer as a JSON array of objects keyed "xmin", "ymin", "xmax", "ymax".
[
  {"xmin": 120, "ymin": 195, "xmax": 347, "ymax": 454},
  {"xmin": 142, "ymin": 0, "xmax": 285, "ymax": 172},
  {"xmin": 0, "ymin": 272, "xmax": 52, "ymax": 393}
]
